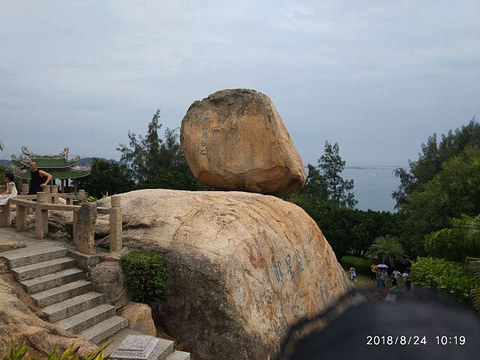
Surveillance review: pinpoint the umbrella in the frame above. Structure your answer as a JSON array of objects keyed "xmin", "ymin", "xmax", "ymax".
[{"xmin": 377, "ymin": 264, "xmax": 388, "ymax": 268}]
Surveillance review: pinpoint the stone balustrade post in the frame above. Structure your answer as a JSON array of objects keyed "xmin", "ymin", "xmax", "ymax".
[
  {"xmin": 16, "ymin": 204, "xmax": 26, "ymax": 232},
  {"xmin": 78, "ymin": 190, "xmax": 86, "ymax": 202},
  {"xmin": 35, "ymin": 192, "xmax": 49, "ymax": 239},
  {"xmin": 0, "ymin": 203, "xmax": 11, "ymax": 227},
  {"xmin": 21, "ymin": 183, "xmax": 29, "ymax": 195},
  {"xmin": 0, "ymin": 185, "xmax": 9, "ymax": 225},
  {"xmin": 73, "ymin": 203, "xmax": 97, "ymax": 255},
  {"xmin": 44, "ymin": 185, "xmax": 51, "ymax": 194},
  {"xmin": 109, "ymin": 195, "xmax": 123, "ymax": 252},
  {"xmin": 51, "ymin": 185, "xmax": 59, "ymax": 204}
]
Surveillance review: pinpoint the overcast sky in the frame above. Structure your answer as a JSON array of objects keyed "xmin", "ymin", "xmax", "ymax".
[{"xmin": 1, "ymin": 0, "xmax": 479, "ymax": 168}]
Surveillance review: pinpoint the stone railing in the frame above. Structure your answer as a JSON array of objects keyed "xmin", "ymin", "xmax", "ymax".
[{"xmin": 0, "ymin": 187, "xmax": 122, "ymax": 255}]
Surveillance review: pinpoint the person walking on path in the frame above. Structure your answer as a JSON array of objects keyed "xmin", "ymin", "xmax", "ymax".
[
  {"xmin": 27, "ymin": 162, "xmax": 52, "ymax": 195},
  {"xmin": 379, "ymin": 269, "xmax": 388, "ymax": 288},
  {"xmin": 403, "ymin": 268, "xmax": 412, "ymax": 291},
  {"xmin": 0, "ymin": 173, "xmax": 17, "ymax": 208},
  {"xmin": 370, "ymin": 263, "xmax": 377, "ymax": 281},
  {"xmin": 391, "ymin": 269, "xmax": 401, "ymax": 288},
  {"xmin": 350, "ymin": 266, "xmax": 357, "ymax": 281},
  {"xmin": 376, "ymin": 267, "xmax": 382, "ymax": 288}
]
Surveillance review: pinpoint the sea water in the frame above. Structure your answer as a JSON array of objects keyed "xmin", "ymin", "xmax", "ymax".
[{"xmin": 343, "ymin": 164, "xmax": 404, "ymax": 213}]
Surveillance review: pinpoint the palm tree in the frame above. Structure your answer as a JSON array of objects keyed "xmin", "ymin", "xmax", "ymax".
[
  {"xmin": 465, "ymin": 215, "xmax": 480, "ymax": 313},
  {"xmin": 368, "ymin": 235, "xmax": 407, "ymax": 267},
  {"xmin": 467, "ymin": 257, "xmax": 480, "ymax": 313}
]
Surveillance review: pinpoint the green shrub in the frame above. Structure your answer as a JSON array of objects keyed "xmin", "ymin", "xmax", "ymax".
[
  {"xmin": 424, "ymin": 215, "xmax": 480, "ymax": 262},
  {"xmin": 340, "ymin": 255, "xmax": 372, "ymax": 275},
  {"xmin": 410, "ymin": 257, "xmax": 474, "ymax": 304},
  {"xmin": 120, "ymin": 251, "xmax": 168, "ymax": 303}
]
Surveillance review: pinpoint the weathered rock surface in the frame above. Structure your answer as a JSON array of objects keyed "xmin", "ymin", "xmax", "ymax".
[
  {"xmin": 119, "ymin": 303, "xmax": 157, "ymax": 336},
  {"xmin": 0, "ymin": 274, "xmax": 97, "ymax": 357},
  {"xmin": 0, "ymin": 240, "xmax": 26, "ymax": 252},
  {"xmin": 88, "ymin": 259, "xmax": 128, "ymax": 309},
  {"xmin": 98, "ymin": 189, "xmax": 349, "ymax": 360},
  {"xmin": 180, "ymin": 89, "xmax": 306, "ymax": 196}
]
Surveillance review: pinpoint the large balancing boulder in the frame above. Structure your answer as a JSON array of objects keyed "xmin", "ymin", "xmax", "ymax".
[
  {"xmin": 98, "ymin": 190, "xmax": 349, "ymax": 360},
  {"xmin": 180, "ymin": 89, "xmax": 306, "ymax": 196}
]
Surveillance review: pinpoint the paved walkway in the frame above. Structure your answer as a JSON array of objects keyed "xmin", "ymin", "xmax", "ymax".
[{"xmin": 0, "ymin": 226, "xmax": 61, "ymax": 252}]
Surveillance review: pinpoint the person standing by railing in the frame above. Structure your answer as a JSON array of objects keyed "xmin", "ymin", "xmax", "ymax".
[
  {"xmin": 0, "ymin": 172, "xmax": 17, "ymax": 207},
  {"xmin": 27, "ymin": 162, "xmax": 52, "ymax": 195}
]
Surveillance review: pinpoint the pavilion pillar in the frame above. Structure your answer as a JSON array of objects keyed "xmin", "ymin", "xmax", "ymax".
[
  {"xmin": 74, "ymin": 179, "xmax": 79, "ymax": 193},
  {"xmin": 61, "ymin": 179, "xmax": 65, "ymax": 193}
]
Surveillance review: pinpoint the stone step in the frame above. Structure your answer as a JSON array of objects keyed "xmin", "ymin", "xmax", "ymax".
[
  {"xmin": 31, "ymin": 280, "xmax": 92, "ymax": 307},
  {"xmin": 12, "ymin": 257, "xmax": 76, "ymax": 281},
  {"xmin": 157, "ymin": 339, "xmax": 174, "ymax": 360},
  {"xmin": 21, "ymin": 268, "xmax": 84, "ymax": 294},
  {"xmin": 110, "ymin": 335, "xmax": 174, "ymax": 360},
  {"xmin": 43, "ymin": 292, "xmax": 105, "ymax": 322},
  {"xmin": 166, "ymin": 351, "xmax": 191, "ymax": 360},
  {"xmin": 81, "ymin": 316, "xmax": 129, "ymax": 345},
  {"xmin": 56, "ymin": 304, "xmax": 116, "ymax": 334},
  {"xmin": 12, "ymin": 257, "xmax": 75, "ymax": 281},
  {"xmin": 2, "ymin": 246, "xmax": 68, "ymax": 268}
]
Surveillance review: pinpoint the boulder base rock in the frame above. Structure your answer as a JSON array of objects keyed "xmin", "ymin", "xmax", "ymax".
[
  {"xmin": 89, "ymin": 260, "xmax": 128, "ymax": 309},
  {"xmin": 180, "ymin": 89, "xmax": 306, "ymax": 196},
  {"xmin": 98, "ymin": 190, "xmax": 349, "ymax": 360},
  {"xmin": 119, "ymin": 303, "xmax": 157, "ymax": 336},
  {"xmin": 0, "ymin": 240, "xmax": 26, "ymax": 252}
]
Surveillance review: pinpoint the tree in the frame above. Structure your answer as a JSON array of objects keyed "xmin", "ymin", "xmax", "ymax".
[
  {"xmin": 117, "ymin": 110, "xmax": 163, "ymax": 183},
  {"xmin": 399, "ymin": 146, "xmax": 480, "ymax": 250},
  {"xmin": 78, "ymin": 158, "xmax": 134, "ymax": 198},
  {"xmin": 117, "ymin": 109, "xmax": 202, "ymax": 190},
  {"xmin": 424, "ymin": 215, "xmax": 480, "ymax": 262},
  {"xmin": 318, "ymin": 141, "xmax": 357, "ymax": 208},
  {"xmin": 467, "ymin": 257, "xmax": 480, "ymax": 313},
  {"xmin": 287, "ymin": 196, "xmax": 399, "ymax": 259},
  {"xmin": 393, "ymin": 118, "xmax": 480, "ymax": 208},
  {"xmin": 300, "ymin": 164, "xmax": 328, "ymax": 201},
  {"xmin": 0, "ymin": 141, "xmax": 4, "ymax": 151},
  {"xmin": 301, "ymin": 141, "xmax": 357, "ymax": 208},
  {"xmin": 368, "ymin": 235, "xmax": 407, "ymax": 268}
]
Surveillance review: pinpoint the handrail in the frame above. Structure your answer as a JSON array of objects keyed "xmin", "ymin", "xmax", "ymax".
[
  {"xmin": 9, "ymin": 198, "xmax": 110, "ymax": 214},
  {"xmin": 10, "ymin": 198, "xmax": 81, "ymax": 211},
  {"xmin": 1, "ymin": 192, "xmax": 122, "ymax": 255}
]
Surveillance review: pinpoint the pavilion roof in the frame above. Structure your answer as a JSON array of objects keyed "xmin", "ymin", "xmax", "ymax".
[
  {"xmin": 14, "ymin": 167, "xmax": 91, "ymax": 180},
  {"xmin": 11, "ymin": 157, "xmax": 80, "ymax": 169},
  {"xmin": 11, "ymin": 146, "xmax": 90, "ymax": 180}
]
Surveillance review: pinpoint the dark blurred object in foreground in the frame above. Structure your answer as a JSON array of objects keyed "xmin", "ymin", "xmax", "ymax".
[{"xmin": 278, "ymin": 288, "xmax": 480, "ymax": 360}]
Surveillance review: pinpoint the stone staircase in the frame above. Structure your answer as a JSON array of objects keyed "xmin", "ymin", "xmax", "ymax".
[{"xmin": 1, "ymin": 245, "xmax": 128, "ymax": 344}]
